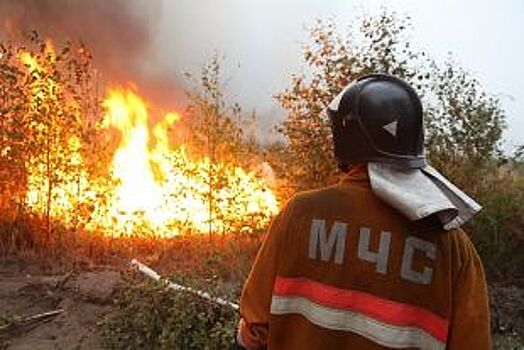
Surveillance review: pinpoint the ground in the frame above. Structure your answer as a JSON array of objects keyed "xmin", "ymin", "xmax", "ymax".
[
  {"xmin": 1, "ymin": 253, "xmax": 523, "ymax": 349},
  {"xmin": 0, "ymin": 257, "xmax": 121, "ymax": 349}
]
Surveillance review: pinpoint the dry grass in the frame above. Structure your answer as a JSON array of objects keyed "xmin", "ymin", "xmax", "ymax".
[{"xmin": 0, "ymin": 215, "xmax": 262, "ymax": 282}]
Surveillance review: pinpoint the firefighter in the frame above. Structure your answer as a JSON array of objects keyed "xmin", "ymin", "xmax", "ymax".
[{"xmin": 237, "ymin": 74, "xmax": 491, "ymax": 349}]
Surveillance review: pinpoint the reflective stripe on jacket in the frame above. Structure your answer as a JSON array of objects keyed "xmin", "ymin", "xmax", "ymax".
[{"xmin": 238, "ymin": 169, "xmax": 491, "ymax": 349}]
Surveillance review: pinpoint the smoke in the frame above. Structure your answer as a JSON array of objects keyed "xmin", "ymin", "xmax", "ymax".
[{"xmin": 0, "ymin": 0, "xmax": 184, "ymax": 108}]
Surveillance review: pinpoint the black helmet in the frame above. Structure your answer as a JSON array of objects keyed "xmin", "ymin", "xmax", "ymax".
[{"xmin": 327, "ymin": 73, "xmax": 425, "ymax": 170}]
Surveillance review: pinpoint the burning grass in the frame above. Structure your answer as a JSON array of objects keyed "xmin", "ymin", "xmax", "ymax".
[
  {"xmin": 0, "ymin": 212, "xmax": 263, "ymax": 278},
  {"xmin": 26, "ymin": 85, "xmax": 278, "ymax": 237},
  {"xmin": 1, "ymin": 35, "xmax": 279, "ymax": 242}
]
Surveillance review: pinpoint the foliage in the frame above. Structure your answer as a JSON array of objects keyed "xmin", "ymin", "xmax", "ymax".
[
  {"xmin": 0, "ymin": 33, "xmax": 104, "ymax": 239},
  {"xmin": 0, "ymin": 35, "xmax": 277, "ymax": 240},
  {"xmin": 98, "ymin": 235, "xmax": 260, "ymax": 349},
  {"xmin": 99, "ymin": 271, "xmax": 239, "ymax": 349},
  {"xmin": 275, "ymin": 12, "xmax": 429, "ymax": 190},
  {"xmin": 275, "ymin": 11, "xmax": 507, "ymax": 195},
  {"xmin": 183, "ymin": 53, "xmax": 254, "ymax": 166},
  {"xmin": 469, "ymin": 166, "xmax": 524, "ymax": 282},
  {"xmin": 425, "ymin": 59, "xmax": 506, "ymax": 194},
  {"xmin": 182, "ymin": 54, "xmax": 276, "ymax": 235}
]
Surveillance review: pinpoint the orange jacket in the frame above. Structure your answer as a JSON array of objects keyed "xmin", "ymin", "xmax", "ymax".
[{"xmin": 238, "ymin": 169, "xmax": 491, "ymax": 350}]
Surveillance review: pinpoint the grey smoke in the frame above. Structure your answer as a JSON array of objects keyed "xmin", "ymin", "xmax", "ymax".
[{"xmin": 0, "ymin": 0, "xmax": 183, "ymax": 108}]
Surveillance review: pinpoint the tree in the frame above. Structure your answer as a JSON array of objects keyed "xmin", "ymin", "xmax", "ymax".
[
  {"xmin": 182, "ymin": 54, "xmax": 270, "ymax": 235},
  {"xmin": 275, "ymin": 13, "xmax": 430, "ymax": 190},
  {"xmin": 424, "ymin": 59, "xmax": 505, "ymax": 194},
  {"xmin": 0, "ymin": 33, "xmax": 101, "ymax": 239},
  {"xmin": 275, "ymin": 11, "xmax": 506, "ymax": 195},
  {"xmin": 0, "ymin": 41, "xmax": 29, "ymax": 219}
]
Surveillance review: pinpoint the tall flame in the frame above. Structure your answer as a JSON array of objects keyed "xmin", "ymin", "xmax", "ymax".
[
  {"xmin": 100, "ymin": 88, "xmax": 279, "ymax": 236},
  {"xmin": 103, "ymin": 89, "xmax": 165, "ymax": 221},
  {"xmin": 20, "ymin": 48, "xmax": 279, "ymax": 237}
]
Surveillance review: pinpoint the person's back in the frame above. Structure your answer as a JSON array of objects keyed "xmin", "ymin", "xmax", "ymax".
[{"xmin": 237, "ymin": 74, "xmax": 491, "ymax": 349}]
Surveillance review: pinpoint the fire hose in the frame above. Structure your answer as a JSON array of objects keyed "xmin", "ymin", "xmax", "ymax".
[{"xmin": 130, "ymin": 259, "xmax": 240, "ymax": 311}]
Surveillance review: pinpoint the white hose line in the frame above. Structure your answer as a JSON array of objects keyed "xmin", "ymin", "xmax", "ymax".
[{"xmin": 130, "ymin": 259, "xmax": 240, "ymax": 311}]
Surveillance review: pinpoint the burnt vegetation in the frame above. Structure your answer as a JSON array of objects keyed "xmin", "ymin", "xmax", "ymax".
[{"xmin": 0, "ymin": 11, "xmax": 523, "ymax": 350}]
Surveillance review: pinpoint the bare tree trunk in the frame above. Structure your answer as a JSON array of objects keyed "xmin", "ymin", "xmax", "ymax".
[
  {"xmin": 45, "ymin": 137, "xmax": 52, "ymax": 243},
  {"xmin": 208, "ymin": 106, "xmax": 216, "ymax": 240}
]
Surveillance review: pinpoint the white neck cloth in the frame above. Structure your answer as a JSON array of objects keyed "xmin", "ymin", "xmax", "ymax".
[{"xmin": 367, "ymin": 163, "xmax": 481, "ymax": 230}]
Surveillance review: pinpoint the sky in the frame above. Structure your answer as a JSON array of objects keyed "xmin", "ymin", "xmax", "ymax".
[
  {"xmin": 0, "ymin": 0, "xmax": 521, "ymax": 152},
  {"xmin": 151, "ymin": 0, "xmax": 523, "ymax": 153}
]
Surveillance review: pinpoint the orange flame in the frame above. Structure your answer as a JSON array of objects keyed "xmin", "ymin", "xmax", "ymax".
[
  {"xmin": 100, "ymin": 88, "xmax": 279, "ymax": 236},
  {"xmin": 20, "ymin": 48, "xmax": 279, "ymax": 237}
]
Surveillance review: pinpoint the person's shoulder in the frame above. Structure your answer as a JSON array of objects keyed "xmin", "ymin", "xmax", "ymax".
[
  {"xmin": 444, "ymin": 227, "xmax": 481, "ymax": 265},
  {"xmin": 289, "ymin": 184, "xmax": 342, "ymax": 206},
  {"xmin": 447, "ymin": 228, "xmax": 474, "ymax": 248}
]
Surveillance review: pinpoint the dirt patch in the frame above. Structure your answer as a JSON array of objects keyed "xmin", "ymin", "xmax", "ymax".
[{"xmin": 0, "ymin": 258, "xmax": 122, "ymax": 350}]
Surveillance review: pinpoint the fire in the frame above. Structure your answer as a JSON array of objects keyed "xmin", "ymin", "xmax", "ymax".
[
  {"xmin": 102, "ymin": 89, "xmax": 166, "ymax": 224},
  {"xmin": 19, "ymin": 48, "xmax": 279, "ymax": 237}
]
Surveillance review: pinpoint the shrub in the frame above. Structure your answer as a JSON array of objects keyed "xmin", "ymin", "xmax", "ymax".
[
  {"xmin": 99, "ymin": 271, "xmax": 239, "ymax": 349},
  {"xmin": 469, "ymin": 165, "xmax": 524, "ymax": 282}
]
